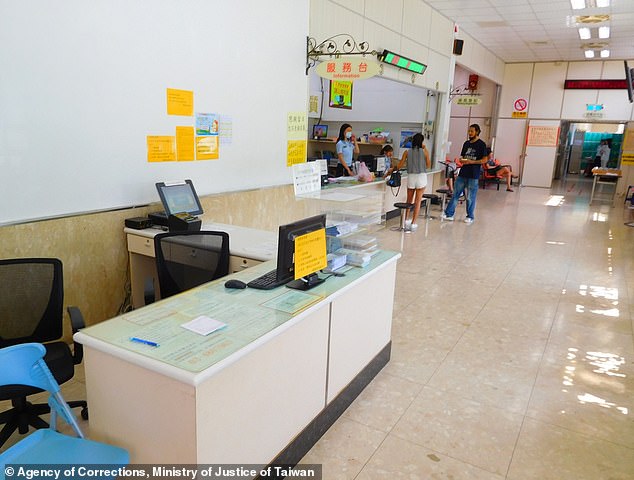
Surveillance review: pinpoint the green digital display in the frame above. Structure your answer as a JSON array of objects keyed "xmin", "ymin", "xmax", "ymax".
[{"xmin": 380, "ymin": 50, "xmax": 427, "ymax": 75}]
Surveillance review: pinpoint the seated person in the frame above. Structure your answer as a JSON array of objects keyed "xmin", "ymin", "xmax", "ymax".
[
  {"xmin": 382, "ymin": 145, "xmax": 399, "ymax": 177},
  {"xmin": 484, "ymin": 148, "xmax": 517, "ymax": 192},
  {"xmin": 442, "ymin": 157, "xmax": 462, "ymax": 194}
]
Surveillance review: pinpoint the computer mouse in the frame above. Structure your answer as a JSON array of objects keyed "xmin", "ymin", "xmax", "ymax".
[{"xmin": 224, "ymin": 279, "xmax": 247, "ymax": 289}]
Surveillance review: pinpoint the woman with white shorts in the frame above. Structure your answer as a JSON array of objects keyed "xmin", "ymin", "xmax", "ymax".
[{"xmin": 394, "ymin": 133, "xmax": 431, "ymax": 232}]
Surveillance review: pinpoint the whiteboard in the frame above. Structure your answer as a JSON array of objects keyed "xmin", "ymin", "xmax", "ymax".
[{"xmin": 0, "ymin": 1, "xmax": 309, "ymax": 225}]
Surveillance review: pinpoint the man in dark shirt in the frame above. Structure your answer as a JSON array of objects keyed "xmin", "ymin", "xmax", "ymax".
[{"xmin": 442, "ymin": 124, "xmax": 488, "ymax": 224}]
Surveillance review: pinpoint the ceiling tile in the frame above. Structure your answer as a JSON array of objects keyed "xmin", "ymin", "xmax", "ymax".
[{"xmin": 427, "ymin": 0, "xmax": 634, "ymax": 62}]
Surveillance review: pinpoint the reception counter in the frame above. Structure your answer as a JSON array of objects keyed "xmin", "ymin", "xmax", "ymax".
[{"xmin": 75, "ymin": 250, "xmax": 399, "ymax": 465}]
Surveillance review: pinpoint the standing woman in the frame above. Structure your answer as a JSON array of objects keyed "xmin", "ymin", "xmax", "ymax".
[
  {"xmin": 393, "ymin": 133, "xmax": 430, "ymax": 232},
  {"xmin": 336, "ymin": 123, "xmax": 359, "ymax": 177}
]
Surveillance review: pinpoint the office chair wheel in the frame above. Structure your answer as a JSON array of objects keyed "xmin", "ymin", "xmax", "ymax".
[{"xmin": 81, "ymin": 406, "xmax": 89, "ymax": 420}]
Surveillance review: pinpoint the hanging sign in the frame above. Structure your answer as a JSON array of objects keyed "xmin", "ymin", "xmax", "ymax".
[
  {"xmin": 315, "ymin": 57, "xmax": 381, "ymax": 81},
  {"xmin": 456, "ymin": 96, "xmax": 481, "ymax": 106}
]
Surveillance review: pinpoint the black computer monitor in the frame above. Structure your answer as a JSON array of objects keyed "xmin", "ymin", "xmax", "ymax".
[
  {"xmin": 276, "ymin": 214, "xmax": 327, "ymax": 290},
  {"xmin": 358, "ymin": 154, "xmax": 376, "ymax": 172},
  {"xmin": 155, "ymin": 179, "xmax": 204, "ymax": 216}
]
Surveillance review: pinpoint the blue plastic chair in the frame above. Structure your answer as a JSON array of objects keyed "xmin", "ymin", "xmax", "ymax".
[{"xmin": 0, "ymin": 343, "xmax": 129, "ymax": 475}]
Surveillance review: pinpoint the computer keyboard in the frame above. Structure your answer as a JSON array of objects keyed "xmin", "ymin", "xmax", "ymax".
[{"xmin": 247, "ymin": 269, "xmax": 288, "ymax": 290}]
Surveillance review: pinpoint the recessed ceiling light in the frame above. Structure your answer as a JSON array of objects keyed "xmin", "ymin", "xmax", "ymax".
[
  {"xmin": 598, "ymin": 26, "xmax": 610, "ymax": 38},
  {"xmin": 600, "ymin": 49, "xmax": 610, "ymax": 58},
  {"xmin": 571, "ymin": 0, "xmax": 586, "ymax": 9},
  {"xmin": 585, "ymin": 50, "xmax": 595, "ymax": 58},
  {"xmin": 579, "ymin": 27, "xmax": 591, "ymax": 39}
]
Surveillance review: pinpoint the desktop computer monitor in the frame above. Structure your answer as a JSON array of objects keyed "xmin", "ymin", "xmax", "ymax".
[
  {"xmin": 374, "ymin": 156, "xmax": 388, "ymax": 175},
  {"xmin": 358, "ymin": 154, "xmax": 376, "ymax": 172},
  {"xmin": 312, "ymin": 124, "xmax": 328, "ymax": 139},
  {"xmin": 246, "ymin": 214, "xmax": 327, "ymax": 291},
  {"xmin": 278, "ymin": 214, "xmax": 327, "ymax": 290},
  {"xmin": 155, "ymin": 179, "xmax": 204, "ymax": 216}
]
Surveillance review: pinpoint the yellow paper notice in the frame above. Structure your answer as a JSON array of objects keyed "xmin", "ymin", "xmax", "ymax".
[
  {"xmin": 287, "ymin": 140, "xmax": 307, "ymax": 167},
  {"xmin": 196, "ymin": 136, "xmax": 219, "ymax": 160},
  {"xmin": 147, "ymin": 136, "xmax": 176, "ymax": 162},
  {"xmin": 287, "ymin": 111, "xmax": 307, "ymax": 141},
  {"xmin": 176, "ymin": 126, "xmax": 195, "ymax": 161},
  {"xmin": 293, "ymin": 229, "xmax": 327, "ymax": 280},
  {"xmin": 167, "ymin": 88, "xmax": 194, "ymax": 116}
]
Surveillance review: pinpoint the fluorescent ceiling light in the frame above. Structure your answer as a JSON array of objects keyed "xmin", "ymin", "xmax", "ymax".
[
  {"xmin": 596, "ymin": 0, "xmax": 610, "ymax": 7},
  {"xmin": 578, "ymin": 27, "xmax": 591, "ymax": 39},
  {"xmin": 585, "ymin": 50, "xmax": 595, "ymax": 58},
  {"xmin": 571, "ymin": 0, "xmax": 586, "ymax": 9},
  {"xmin": 598, "ymin": 26, "xmax": 610, "ymax": 38},
  {"xmin": 600, "ymin": 49, "xmax": 610, "ymax": 58}
]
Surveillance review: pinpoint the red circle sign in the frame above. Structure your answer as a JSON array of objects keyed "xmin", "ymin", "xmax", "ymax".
[{"xmin": 514, "ymin": 98, "xmax": 527, "ymax": 111}]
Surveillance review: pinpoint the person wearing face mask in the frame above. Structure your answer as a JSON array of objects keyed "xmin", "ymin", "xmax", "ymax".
[{"xmin": 336, "ymin": 123, "xmax": 359, "ymax": 177}]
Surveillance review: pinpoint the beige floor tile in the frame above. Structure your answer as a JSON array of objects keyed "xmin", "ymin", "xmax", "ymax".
[
  {"xmin": 470, "ymin": 304, "xmax": 554, "ymax": 340},
  {"xmin": 357, "ymin": 434, "xmax": 504, "ymax": 480},
  {"xmin": 298, "ymin": 417, "xmax": 386, "ymax": 480},
  {"xmin": 427, "ymin": 356, "xmax": 538, "ymax": 414},
  {"xmin": 507, "ymin": 417, "xmax": 634, "ymax": 480},
  {"xmin": 547, "ymin": 320, "xmax": 634, "ymax": 357},
  {"xmin": 553, "ymin": 299, "xmax": 632, "ymax": 335},
  {"xmin": 342, "ymin": 371, "xmax": 422, "ymax": 432},
  {"xmin": 442, "ymin": 325, "xmax": 547, "ymax": 372},
  {"xmin": 526, "ymin": 347, "xmax": 634, "ymax": 448},
  {"xmin": 391, "ymin": 386, "xmax": 524, "ymax": 475},
  {"xmin": 484, "ymin": 289, "xmax": 561, "ymax": 315}
]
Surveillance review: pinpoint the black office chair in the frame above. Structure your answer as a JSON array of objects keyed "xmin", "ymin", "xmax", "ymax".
[
  {"xmin": 0, "ymin": 258, "xmax": 88, "ymax": 448},
  {"xmin": 145, "ymin": 231, "xmax": 230, "ymax": 304}
]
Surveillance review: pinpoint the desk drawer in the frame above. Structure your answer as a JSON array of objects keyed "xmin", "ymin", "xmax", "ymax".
[
  {"xmin": 127, "ymin": 234, "xmax": 155, "ymax": 257},
  {"xmin": 229, "ymin": 255, "xmax": 261, "ymax": 273}
]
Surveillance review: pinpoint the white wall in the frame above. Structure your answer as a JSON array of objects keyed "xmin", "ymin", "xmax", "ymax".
[
  {"xmin": 447, "ymin": 65, "xmax": 498, "ymax": 160},
  {"xmin": 310, "ymin": 73, "xmax": 429, "ymax": 123},
  {"xmin": 500, "ymin": 60, "xmax": 634, "ymax": 122},
  {"xmin": 310, "ymin": 0, "xmax": 454, "ymax": 93},
  {"xmin": 454, "ymin": 30, "xmax": 505, "ymax": 86},
  {"xmin": 0, "ymin": 0, "xmax": 310, "ymax": 225},
  {"xmin": 494, "ymin": 60, "xmax": 634, "ymax": 187}
]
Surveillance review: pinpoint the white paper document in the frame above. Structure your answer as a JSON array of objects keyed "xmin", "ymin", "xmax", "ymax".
[{"xmin": 181, "ymin": 315, "xmax": 227, "ymax": 336}]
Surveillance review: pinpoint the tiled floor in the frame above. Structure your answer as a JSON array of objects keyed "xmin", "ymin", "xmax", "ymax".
[
  {"xmin": 299, "ymin": 177, "xmax": 634, "ymax": 479},
  {"xmin": 2, "ymin": 177, "xmax": 633, "ymax": 479}
]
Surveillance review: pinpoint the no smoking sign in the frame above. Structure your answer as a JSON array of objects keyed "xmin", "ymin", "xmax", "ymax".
[{"xmin": 514, "ymin": 98, "xmax": 527, "ymax": 111}]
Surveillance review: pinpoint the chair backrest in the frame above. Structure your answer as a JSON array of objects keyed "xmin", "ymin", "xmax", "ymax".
[
  {"xmin": 154, "ymin": 231, "xmax": 230, "ymax": 299},
  {"xmin": 0, "ymin": 258, "xmax": 63, "ymax": 347},
  {"xmin": 0, "ymin": 343, "xmax": 57, "ymax": 393},
  {"xmin": 0, "ymin": 342, "xmax": 82, "ymax": 437}
]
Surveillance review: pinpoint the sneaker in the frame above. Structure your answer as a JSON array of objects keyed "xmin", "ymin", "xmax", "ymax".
[
  {"xmin": 441, "ymin": 214, "xmax": 454, "ymax": 221},
  {"xmin": 464, "ymin": 217, "xmax": 474, "ymax": 224},
  {"xmin": 405, "ymin": 219, "xmax": 412, "ymax": 228},
  {"xmin": 409, "ymin": 223, "xmax": 418, "ymax": 232}
]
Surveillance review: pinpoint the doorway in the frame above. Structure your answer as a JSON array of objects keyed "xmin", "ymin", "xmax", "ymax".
[{"xmin": 555, "ymin": 121, "xmax": 625, "ymax": 179}]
